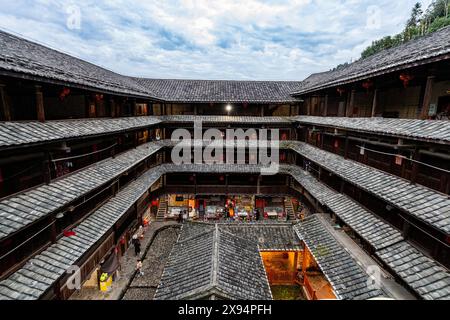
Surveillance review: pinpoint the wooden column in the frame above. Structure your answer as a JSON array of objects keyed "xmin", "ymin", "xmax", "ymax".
[
  {"xmin": 347, "ymin": 89, "xmax": 355, "ymax": 117},
  {"xmin": 420, "ymin": 76, "xmax": 435, "ymax": 119},
  {"xmin": 109, "ymin": 97, "xmax": 116, "ymax": 118},
  {"xmin": 0, "ymin": 84, "xmax": 11, "ymax": 121},
  {"xmin": 323, "ymin": 95, "xmax": 328, "ymax": 117},
  {"xmin": 88, "ymin": 100, "xmax": 96, "ymax": 118},
  {"xmin": 410, "ymin": 149, "xmax": 420, "ymax": 185},
  {"xmin": 132, "ymin": 99, "xmax": 138, "ymax": 116},
  {"xmin": 35, "ymin": 85, "xmax": 45, "ymax": 122},
  {"xmin": 344, "ymin": 135, "xmax": 349, "ymax": 159},
  {"xmin": 371, "ymin": 89, "xmax": 378, "ymax": 118}
]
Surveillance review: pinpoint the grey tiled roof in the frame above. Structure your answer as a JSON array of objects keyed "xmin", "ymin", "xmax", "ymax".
[
  {"xmin": 288, "ymin": 168, "xmax": 404, "ymax": 251},
  {"xmin": 0, "ymin": 30, "xmax": 300, "ymax": 103},
  {"xmin": 293, "ymin": 116, "xmax": 450, "ymax": 144},
  {"xmin": 0, "ymin": 165, "xmax": 163, "ymax": 300},
  {"xmin": 135, "ymin": 78, "xmax": 301, "ymax": 103},
  {"xmin": 292, "ymin": 26, "xmax": 450, "ymax": 95},
  {"xmin": 294, "ymin": 215, "xmax": 384, "ymax": 300},
  {"xmin": 0, "ymin": 141, "xmax": 163, "ymax": 240},
  {"xmin": 0, "ymin": 30, "xmax": 153, "ymax": 98},
  {"xmin": 0, "ymin": 117, "xmax": 162, "ymax": 149},
  {"xmin": 376, "ymin": 242, "xmax": 450, "ymax": 300},
  {"xmin": 154, "ymin": 224, "xmax": 273, "ymax": 300},
  {"xmin": 220, "ymin": 223, "xmax": 302, "ymax": 251},
  {"xmin": 0, "ymin": 117, "xmax": 290, "ymax": 150},
  {"xmin": 160, "ymin": 115, "xmax": 291, "ymax": 124},
  {"xmin": 291, "ymin": 142, "xmax": 450, "ymax": 234},
  {"xmin": 177, "ymin": 222, "xmax": 302, "ymax": 251}
]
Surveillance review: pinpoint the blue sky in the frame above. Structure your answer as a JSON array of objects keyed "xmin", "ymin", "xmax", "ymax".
[{"xmin": 0, "ymin": 0, "xmax": 432, "ymax": 80}]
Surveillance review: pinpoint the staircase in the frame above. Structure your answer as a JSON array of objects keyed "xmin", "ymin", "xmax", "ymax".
[
  {"xmin": 285, "ymin": 198, "xmax": 297, "ymax": 221},
  {"xmin": 156, "ymin": 196, "xmax": 168, "ymax": 222}
]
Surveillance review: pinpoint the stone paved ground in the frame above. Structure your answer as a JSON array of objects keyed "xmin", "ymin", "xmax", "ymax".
[
  {"xmin": 122, "ymin": 227, "xmax": 180, "ymax": 300},
  {"xmin": 70, "ymin": 221, "xmax": 179, "ymax": 300}
]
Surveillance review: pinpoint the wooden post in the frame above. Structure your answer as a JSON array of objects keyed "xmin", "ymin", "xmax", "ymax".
[
  {"xmin": 344, "ymin": 135, "xmax": 349, "ymax": 159},
  {"xmin": 371, "ymin": 89, "xmax": 378, "ymax": 118},
  {"xmin": 88, "ymin": 96, "xmax": 96, "ymax": 118},
  {"xmin": 35, "ymin": 85, "xmax": 45, "ymax": 122},
  {"xmin": 420, "ymin": 76, "xmax": 435, "ymax": 119},
  {"xmin": 323, "ymin": 95, "xmax": 328, "ymax": 117},
  {"xmin": 132, "ymin": 99, "xmax": 138, "ymax": 116},
  {"xmin": 0, "ymin": 84, "xmax": 11, "ymax": 121},
  {"xmin": 348, "ymin": 89, "xmax": 355, "ymax": 117},
  {"xmin": 43, "ymin": 152, "xmax": 52, "ymax": 184},
  {"xmin": 110, "ymin": 97, "xmax": 116, "ymax": 118},
  {"xmin": 410, "ymin": 149, "xmax": 420, "ymax": 185}
]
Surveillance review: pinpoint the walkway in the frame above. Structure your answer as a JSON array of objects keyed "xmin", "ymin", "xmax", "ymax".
[{"xmin": 69, "ymin": 221, "xmax": 179, "ymax": 300}]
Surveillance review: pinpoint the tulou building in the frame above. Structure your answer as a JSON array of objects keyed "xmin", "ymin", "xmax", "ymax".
[{"xmin": 0, "ymin": 26, "xmax": 449, "ymax": 301}]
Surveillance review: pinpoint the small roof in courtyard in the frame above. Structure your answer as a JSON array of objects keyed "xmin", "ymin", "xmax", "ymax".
[{"xmin": 154, "ymin": 224, "xmax": 273, "ymax": 300}]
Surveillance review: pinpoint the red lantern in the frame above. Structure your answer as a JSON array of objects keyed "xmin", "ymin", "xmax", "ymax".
[
  {"xmin": 395, "ymin": 155, "xmax": 403, "ymax": 166},
  {"xmin": 399, "ymin": 73, "xmax": 414, "ymax": 88},
  {"xmin": 63, "ymin": 230, "xmax": 76, "ymax": 237},
  {"xmin": 59, "ymin": 87, "xmax": 71, "ymax": 101},
  {"xmin": 334, "ymin": 139, "xmax": 339, "ymax": 149},
  {"xmin": 362, "ymin": 80, "xmax": 373, "ymax": 93},
  {"xmin": 95, "ymin": 94, "xmax": 104, "ymax": 102},
  {"xmin": 219, "ymin": 175, "xmax": 225, "ymax": 182},
  {"xmin": 337, "ymin": 87, "xmax": 346, "ymax": 96}
]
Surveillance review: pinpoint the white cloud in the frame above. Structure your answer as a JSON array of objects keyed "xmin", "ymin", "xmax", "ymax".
[{"xmin": 0, "ymin": 0, "xmax": 431, "ymax": 80}]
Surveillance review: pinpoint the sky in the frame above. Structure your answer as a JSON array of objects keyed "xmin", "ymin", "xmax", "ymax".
[{"xmin": 0, "ymin": 0, "xmax": 433, "ymax": 81}]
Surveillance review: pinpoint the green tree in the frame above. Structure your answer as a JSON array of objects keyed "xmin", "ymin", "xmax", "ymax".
[{"xmin": 360, "ymin": 0, "xmax": 450, "ymax": 59}]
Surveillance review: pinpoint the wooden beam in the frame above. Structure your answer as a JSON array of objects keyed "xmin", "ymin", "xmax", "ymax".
[
  {"xmin": 0, "ymin": 84, "xmax": 11, "ymax": 121},
  {"xmin": 35, "ymin": 85, "xmax": 45, "ymax": 122},
  {"xmin": 420, "ymin": 76, "xmax": 435, "ymax": 119},
  {"xmin": 371, "ymin": 89, "xmax": 378, "ymax": 118}
]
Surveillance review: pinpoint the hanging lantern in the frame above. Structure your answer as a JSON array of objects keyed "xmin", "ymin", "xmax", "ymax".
[
  {"xmin": 360, "ymin": 146, "xmax": 365, "ymax": 156},
  {"xmin": 395, "ymin": 155, "xmax": 403, "ymax": 166},
  {"xmin": 219, "ymin": 175, "xmax": 225, "ymax": 182},
  {"xmin": 337, "ymin": 87, "xmax": 346, "ymax": 96},
  {"xmin": 362, "ymin": 80, "xmax": 373, "ymax": 93},
  {"xmin": 243, "ymin": 102, "xmax": 248, "ymax": 109},
  {"xmin": 334, "ymin": 139, "xmax": 339, "ymax": 149},
  {"xmin": 399, "ymin": 73, "xmax": 414, "ymax": 88},
  {"xmin": 63, "ymin": 230, "xmax": 76, "ymax": 237},
  {"xmin": 59, "ymin": 87, "xmax": 71, "ymax": 101},
  {"xmin": 95, "ymin": 94, "xmax": 104, "ymax": 102}
]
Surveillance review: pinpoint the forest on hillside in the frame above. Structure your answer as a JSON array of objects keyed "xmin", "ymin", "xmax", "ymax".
[{"xmin": 361, "ymin": 0, "xmax": 450, "ymax": 59}]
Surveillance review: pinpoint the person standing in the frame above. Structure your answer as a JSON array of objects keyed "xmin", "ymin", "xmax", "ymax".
[
  {"xmin": 133, "ymin": 237, "xmax": 141, "ymax": 257},
  {"xmin": 136, "ymin": 259, "xmax": 144, "ymax": 277}
]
